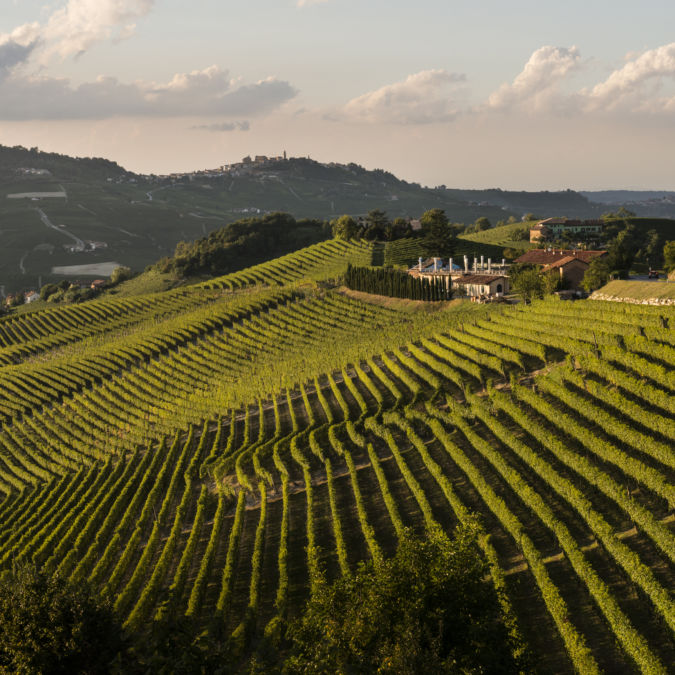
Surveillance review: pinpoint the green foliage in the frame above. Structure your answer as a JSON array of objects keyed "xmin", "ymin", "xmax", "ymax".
[
  {"xmin": 664, "ymin": 240, "xmax": 675, "ymax": 273},
  {"xmin": 285, "ymin": 526, "xmax": 521, "ymax": 674},
  {"xmin": 344, "ymin": 264, "xmax": 451, "ymax": 300},
  {"xmin": 465, "ymin": 216, "xmax": 492, "ymax": 234},
  {"xmin": 582, "ymin": 257, "xmax": 611, "ymax": 292},
  {"xmin": 510, "ymin": 265, "xmax": 544, "ymax": 302},
  {"xmin": 508, "ymin": 226, "xmax": 530, "ymax": 242},
  {"xmin": 39, "ymin": 283, "xmax": 59, "ymax": 301},
  {"xmin": 421, "ymin": 208, "xmax": 456, "ymax": 256},
  {"xmin": 155, "ymin": 212, "xmax": 328, "ymax": 278},
  {"xmin": 110, "ymin": 266, "xmax": 133, "ymax": 285},
  {"xmin": 330, "ymin": 214, "xmax": 358, "ymax": 240},
  {"xmin": 0, "ymin": 565, "xmax": 123, "ymax": 674}
]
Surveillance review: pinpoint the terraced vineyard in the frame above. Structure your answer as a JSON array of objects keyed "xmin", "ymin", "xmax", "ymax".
[{"xmin": 0, "ymin": 240, "xmax": 672, "ymax": 672}]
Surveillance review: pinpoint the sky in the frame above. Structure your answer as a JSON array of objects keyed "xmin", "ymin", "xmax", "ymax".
[{"xmin": 1, "ymin": 0, "xmax": 675, "ymax": 189}]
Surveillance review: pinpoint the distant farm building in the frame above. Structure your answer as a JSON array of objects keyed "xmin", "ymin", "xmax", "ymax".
[
  {"xmin": 408, "ymin": 255, "xmax": 510, "ymax": 299},
  {"xmin": 530, "ymin": 218, "xmax": 603, "ymax": 242},
  {"xmin": 515, "ymin": 249, "xmax": 607, "ymax": 290}
]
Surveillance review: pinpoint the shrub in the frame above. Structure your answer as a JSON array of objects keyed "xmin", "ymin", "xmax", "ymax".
[
  {"xmin": 0, "ymin": 565, "xmax": 124, "ymax": 674},
  {"xmin": 285, "ymin": 526, "xmax": 522, "ymax": 674}
]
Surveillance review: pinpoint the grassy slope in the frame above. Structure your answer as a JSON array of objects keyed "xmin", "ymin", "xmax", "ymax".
[
  {"xmin": 459, "ymin": 220, "xmax": 537, "ymax": 249},
  {"xmin": 592, "ymin": 280, "xmax": 675, "ymax": 301}
]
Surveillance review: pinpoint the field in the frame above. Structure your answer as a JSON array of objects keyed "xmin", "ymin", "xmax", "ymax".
[
  {"xmin": 592, "ymin": 280, "xmax": 675, "ymax": 304},
  {"xmin": 0, "ymin": 237, "xmax": 672, "ymax": 671},
  {"xmin": 459, "ymin": 219, "xmax": 538, "ymax": 250}
]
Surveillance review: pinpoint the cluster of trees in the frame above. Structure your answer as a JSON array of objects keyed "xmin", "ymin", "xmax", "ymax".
[
  {"xmin": 154, "ymin": 213, "xmax": 328, "ymax": 278},
  {"xmin": 345, "ymin": 264, "xmax": 451, "ymax": 301},
  {"xmin": 332, "ymin": 208, "xmax": 458, "ymax": 258},
  {"xmin": 582, "ymin": 225, "xmax": 668, "ymax": 291},
  {"xmin": 331, "ymin": 209, "xmax": 413, "ymax": 241}
]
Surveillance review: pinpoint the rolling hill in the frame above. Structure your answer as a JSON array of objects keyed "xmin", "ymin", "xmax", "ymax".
[
  {"xmin": 0, "ymin": 237, "xmax": 672, "ymax": 671},
  {"xmin": 0, "ymin": 145, "xmax": 517, "ymax": 295}
]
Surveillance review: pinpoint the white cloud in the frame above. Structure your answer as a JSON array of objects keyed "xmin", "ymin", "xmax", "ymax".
[
  {"xmin": 585, "ymin": 42, "xmax": 675, "ymax": 110},
  {"xmin": 0, "ymin": 0, "xmax": 154, "ymax": 65},
  {"xmin": 342, "ymin": 69, "xmax": 465, "ymax": 124},
  {"xmin": 488, "ymin": 46, "xmax": 581, "ymax": 111},
  {"xmin": 0, "ymin": 66, "xmax": 297, "ymax": 120},
  {"xmin": 191, "ymin": 120, "xmax": 250, "ymax": 132}
]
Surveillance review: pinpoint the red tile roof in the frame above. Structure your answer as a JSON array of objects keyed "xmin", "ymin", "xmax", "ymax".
[
  {"xmin": 545, "ymin": 256, "xmax": 590, "ymax": 269},
  {"xmin": 515, "ymin": 249, "xmax": 606, "ymax": 265},
  {"xmin": 453, "ymin": 274, "xmax": 507, "ymax": 284}
]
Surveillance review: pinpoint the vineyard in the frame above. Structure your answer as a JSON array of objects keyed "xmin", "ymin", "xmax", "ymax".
[{"xmin": 0, "ymin": 236, "xmax": 673, "ymax": 671}]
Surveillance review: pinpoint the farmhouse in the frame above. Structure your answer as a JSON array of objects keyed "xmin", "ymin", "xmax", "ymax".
[
  {"xmin": 515, "ymin": 249, "xmax": 607, "ymax": 290},
  {"xmin": 453, "ymin": 274, "xmax": 509, "ymax": 299},
  {"xmin": 530, "ymin": 218, "xmax": 603, "ymax": 243}
]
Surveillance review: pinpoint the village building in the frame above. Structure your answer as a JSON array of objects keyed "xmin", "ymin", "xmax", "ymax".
[
  {"xmin": 530, "ymin": 218, "xmax": 603, "ymax": 243},
  {"xmin": 453, "ymin": 274, "xmax": 509, "ymax": 300},
  {"xmin": 515, "ymin": 249, "xmax": 607, "ymax": 290},
  {"xmin": 408, "ymin": 255, "xmax": 510, "ymax": 299},
  {"xmin": 24, "ymin": 291, "xmax": 39, "ymax": 303}
]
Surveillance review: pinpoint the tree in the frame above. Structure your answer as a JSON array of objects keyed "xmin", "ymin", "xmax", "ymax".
[
  {"xmin": 663, "ymin": 240, "xmax": 675, "ymax": 273},
  {"xmin": 331, "ymin": 215, "xmax": 358, "ymax": 240},
  {"xmin": 285, "ymin": 525, "xmax": 523, "ymax": 674},
  {"xmin": 510, "ymin": 265, "xmax": 543, "ymax": 302},
  {"xmin": 508, "ymin": 227, "xmax": 529, "ymax": 242},
  {"xmin": 421, "ymin": 208, "xmax": 455, "ymax": 257},
  {"xmin": 363, "ymin": 209, "xmax": 390, "ymax": 240},
  {"xmin": 0, "ymin": 565, "xmax": 124, "ymax": 673},
  {"xmin": 110, "ymin": 265, "xmax": 133, "ymax": 285},
  {"xmin": 40, "ymin": 283, "xmax": 59, "ymax": 301},
  {"xmin": 606, "ymin": 226, "xmax": 637, "ymax": 276},
  {"xmin": 387, "ymin": 217, "xmax": 413, "ymax": 241},
  {"xmin": 582, "ymin": 257, "xmax": 611, "ymax": 292},
  {"xmin": 474, "ymin": 216, "xmax": 492, "ymax": 231},
  {"xmin": 542, "ymin": 269, "xmax": 561, "ymax": 295}
]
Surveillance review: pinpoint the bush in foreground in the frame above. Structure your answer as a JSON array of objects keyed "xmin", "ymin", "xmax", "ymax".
[
  {"xmin": 284, "ymin": 525, "xmax": 523, "ymax": 674},
  {"xmin": 0, "ymin": 565, "xmax": 124, "ymax": 674}
]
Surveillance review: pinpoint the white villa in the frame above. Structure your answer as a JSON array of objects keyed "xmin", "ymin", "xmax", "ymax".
[{"xmin": 408, "ymin": 255, "xmax": 510, "ymax": 299}]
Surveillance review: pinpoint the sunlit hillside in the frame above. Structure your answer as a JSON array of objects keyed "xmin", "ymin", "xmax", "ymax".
[{"xmin": 0, "ymin": 237, "xmax": 672, "ymax": 671}]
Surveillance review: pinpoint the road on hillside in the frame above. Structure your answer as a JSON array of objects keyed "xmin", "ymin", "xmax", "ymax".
[{"xmin": 35, "ymin": 207, "xmax": 85, "ymax": 251}]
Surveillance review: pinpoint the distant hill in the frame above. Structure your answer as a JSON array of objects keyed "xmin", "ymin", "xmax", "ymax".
[
  {"xmin": 0, "ymin": 147, "xmax": 514, "ymax": 295},
  {"xmin": 447, "ymin": 188, "xmax": 675, "ymax": 220},
  {"xmin": 444, "ymin": 188, "xmax": 602, "ymax": 218},
  {"xmin": 581, "ymin": 191, "xmax": 675, "ymax": 219},
  {"xmin": 2, "ymin": 144, "xmax": 673, "ymax": 296}
]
